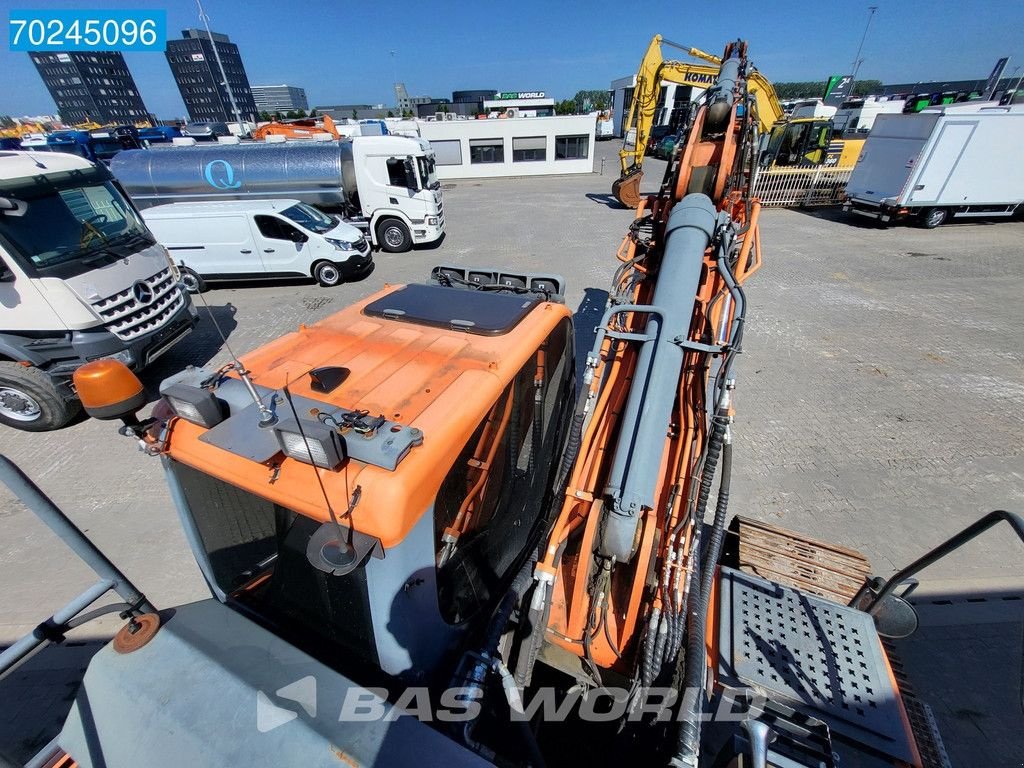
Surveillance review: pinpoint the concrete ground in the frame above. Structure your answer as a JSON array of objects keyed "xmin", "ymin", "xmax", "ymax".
[{"xmin": 1, "ymin": 140, "xmax": 1022, "ymax": 764}]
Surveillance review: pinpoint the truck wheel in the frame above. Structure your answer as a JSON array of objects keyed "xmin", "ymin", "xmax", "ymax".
[
  {"xmin": 180, "ymin": 267, "xmax": 206, "ymax": 294},
  {"xmin": 0, "ymin": 362, "xmax": 80, "ymax": 432},
  {"xmin": 313, "ymin": 261, "xmax": 343, "ymax": 287},
  {"xmin": 376, "ymin": 219, "xmax": 412, "ymax": 253},
  {"xmin": 920, "ymin": 208, "xmax": 947, "ymax": 229}
]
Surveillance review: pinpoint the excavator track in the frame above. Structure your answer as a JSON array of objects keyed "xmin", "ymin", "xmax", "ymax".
[{"xmin": 728, "ymin": 515, "xmax": 952, "ymax": 768}]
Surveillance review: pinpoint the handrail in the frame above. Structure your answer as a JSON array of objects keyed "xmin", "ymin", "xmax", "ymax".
[
  {"xmin": 0, "ymin": 455, "xmax": 155, "ymax": 677},
  {"xmin": 863, "ymin": 510, "xmax": 1024, "ymax": 614}
]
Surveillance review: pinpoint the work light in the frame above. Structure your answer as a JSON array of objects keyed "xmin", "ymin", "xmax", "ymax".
[
  {"xmin": 162, "ymin": 383, "xmax": 226, "ymax": 429},
  {"xmin": 275, "ymin": 418, "xmax": 347, "ymax": 469}
]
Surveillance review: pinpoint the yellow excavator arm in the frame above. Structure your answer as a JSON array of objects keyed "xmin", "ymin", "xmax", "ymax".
[{"xmin": 613, "ymin": 34, "xmax": 784, "ymax": 207}]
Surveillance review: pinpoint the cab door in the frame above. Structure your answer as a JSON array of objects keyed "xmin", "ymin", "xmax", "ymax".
[{"xmin": 250, "ymin": 215, "xmax": 312, "ymax": 276}]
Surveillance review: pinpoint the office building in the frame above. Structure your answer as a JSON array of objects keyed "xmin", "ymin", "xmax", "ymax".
[
  {"xmin": 28, "ymin": 51, "xmax": 150, "ymax": 125},
  {"xmin": 420, "ymin": 114, "xmax": 595, "ymax": 180},
  {"xmin": 251, "ymin": 85, "xmax": 309, "ymax": 114},
  {"xmin": 165, "ymin": 29, "xmax": 258, "ymax": 123}
]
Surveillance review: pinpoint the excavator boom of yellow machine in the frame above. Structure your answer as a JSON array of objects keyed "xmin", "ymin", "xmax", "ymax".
[{"xmin": 612, "ymin": 34, "xmax": 784, "ymax": 208}]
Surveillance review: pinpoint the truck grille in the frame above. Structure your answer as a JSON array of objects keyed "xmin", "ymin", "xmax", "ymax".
[{"xmin": 92, "ymin": 268, "xmax": 186, "ymax": 342}]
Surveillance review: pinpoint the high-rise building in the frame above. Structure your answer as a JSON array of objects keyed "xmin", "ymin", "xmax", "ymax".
[
  {"xmin": 251, "ymin": 85, "xmax": 309, "ymax": 114},
  {"xmin": 28, "ymin": 51, "xmax": 150, "ymax": 125},
  {"xmin": 165, "ymin": 29, "xmax": 258, "ymax": 123},
  {"xmin": 394, "ymin": 83, "xmax": 434, "ymax": 113}
]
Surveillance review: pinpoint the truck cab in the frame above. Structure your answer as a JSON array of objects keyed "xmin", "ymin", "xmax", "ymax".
[
  {"xmin": 351, "ymin": 135, "xmax": 445, "ymax": 252},
  {"xmin": 0, "ymin": 151, "xmax": 196, "ymax": 430}
]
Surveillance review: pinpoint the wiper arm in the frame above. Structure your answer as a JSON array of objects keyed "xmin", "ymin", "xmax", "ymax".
[{"xmin": 80, "ymin": 249, "xmax": 122, "ymax": 267}]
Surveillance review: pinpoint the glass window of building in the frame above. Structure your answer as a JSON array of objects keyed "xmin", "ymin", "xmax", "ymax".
[
  {"xmin": 512, "ymin": 136, "xmax": 546, "ymax": 162},
  {"xmin": 555, "ymin": 135, "xmax": 590, "ymax": 160},
  {"xmin": 469, "ymin": 138, "xmax": 504, "ymax": 164}
]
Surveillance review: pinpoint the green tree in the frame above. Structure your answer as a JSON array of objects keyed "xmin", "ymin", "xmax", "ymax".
[
  {"xmin": 309, "ymin": 108, "xmax": 317, "ymax": 117},
  {"xmin": 852, "ymin": 79, "xmax": 883, "ymax": 97},
  {"xmin": 387, "ymin": 110, "xmax": 395, "ymax": 118},
  {"xmin": 571, "ymin": 90, "xmax": 610, "ymax": 111},
  {"xmin": 294, "ymin": 109, "xmax": 307, "ymax": 118},
  {"xmin": 258, "ymin": 110, "xmax": 272, "ymax": 122},
  {"xmin": 351, "ymin": 109, "xmax": 358, "ymax": 119},
  {"xmin": 555, "ymin": 99, "xmax": 576, "ymax": 115}
]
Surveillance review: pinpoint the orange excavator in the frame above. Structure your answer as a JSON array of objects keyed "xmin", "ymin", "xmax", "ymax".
[
  {"xmin": 3, "ymin": 39, "xmax": 1004, "ymax": 768},
  {"xmin": 250, "ymin": 114, "xmax": 342, "ymax": 140}
]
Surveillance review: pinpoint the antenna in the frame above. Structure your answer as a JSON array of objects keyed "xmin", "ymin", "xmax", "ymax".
[{"xmin": 192, "ymin": 288, "xmax": 277, "ymax": 426}]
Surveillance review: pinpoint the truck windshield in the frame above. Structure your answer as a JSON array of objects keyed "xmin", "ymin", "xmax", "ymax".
[
  {"xmin": 280, "ymin": 202, "xmax": 337, "ymax": 234},
  {"xmin": 90, "ymin": 138, "xmax": 125, "ymax": 162},
  {"xmin": 0, "ymin": 171, "xmax": 154, "ymax": 279},
  {"xmin": 418, "ymin": 155, "xmax": 439, "ymax": 190}
]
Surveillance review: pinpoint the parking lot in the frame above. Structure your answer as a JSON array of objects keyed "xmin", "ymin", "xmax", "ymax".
[{"xmin": 2, "ymin": 140, "xmax": 1023, "ymax": 764}]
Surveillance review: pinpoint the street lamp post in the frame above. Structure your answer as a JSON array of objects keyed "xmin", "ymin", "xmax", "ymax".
[{"xmin": 196, "ymin": 0, "xmax": 244, "ymax": 129}]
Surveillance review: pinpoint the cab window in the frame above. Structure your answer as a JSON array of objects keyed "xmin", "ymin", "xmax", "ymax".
[
  {"xmin": 433, "ymin": 318, "xmax": 573, "ymax": 624},
  {"xmin": 386, "ymin": 158, "xmax": 407, "ymax": 188}
]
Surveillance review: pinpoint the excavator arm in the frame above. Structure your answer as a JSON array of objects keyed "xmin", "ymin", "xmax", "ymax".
[{"xmin": 613, "ymin": 34, "xmax": 784, "ymax": 208}]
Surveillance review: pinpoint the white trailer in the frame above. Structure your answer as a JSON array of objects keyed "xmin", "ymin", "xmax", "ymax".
[{"xmin": 843, "ymin": 103, "xmax": 1024, "ymax": 227}]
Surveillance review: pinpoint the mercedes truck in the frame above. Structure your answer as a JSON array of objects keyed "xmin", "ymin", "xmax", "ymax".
[{"xmin": 0, "ymin": 151, "xmax": 196, "ymax": 431}]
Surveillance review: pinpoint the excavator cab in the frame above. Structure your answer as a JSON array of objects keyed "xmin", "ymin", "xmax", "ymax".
[
  {"xmin": 760, "ymin": 119, "xmax": 833, "ymax": 167},
  {"xmin": 153, "ymin": 268, "xmax": 576, "ymax": 683}
]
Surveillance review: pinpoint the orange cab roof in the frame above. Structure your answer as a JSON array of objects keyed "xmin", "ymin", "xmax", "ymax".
[{"xmin": 166, "ymin": 283, "xmax": 571, "ymax": 548}]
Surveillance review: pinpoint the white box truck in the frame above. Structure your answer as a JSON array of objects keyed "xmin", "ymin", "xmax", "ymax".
[
  {"xmin": 844, "ymin": 103, "xmax": 1024, "ymax": 227},
  {"xmin": 111, "ymin": 137, "xmax": 445, "ymax": 252},
  {"xmin": 0, "ymin": 151, "xmax": 196, "ymax": 431},
  {"xmin": 142, "ymin": 200, "xmax": 372, "ymax": 291}
]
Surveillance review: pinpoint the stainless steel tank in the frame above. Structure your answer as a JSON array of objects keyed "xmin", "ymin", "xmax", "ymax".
[{"xmin": 111, "ymin": 140, "xmax": 359, "ymax": 212}]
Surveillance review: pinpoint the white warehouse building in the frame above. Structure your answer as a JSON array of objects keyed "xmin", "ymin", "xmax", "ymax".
[
  {"xmin": 418, "ymin": 115, "xmax": 595, "ymax": 179},
  {"xmin": 609, "ymin": 74, "xmax": 709, "ymax": 138}
]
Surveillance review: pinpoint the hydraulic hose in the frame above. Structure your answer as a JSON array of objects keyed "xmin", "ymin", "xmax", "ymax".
[{"xmin": 671, "ymin": 434, "xmax": 733, "ymax": 767}]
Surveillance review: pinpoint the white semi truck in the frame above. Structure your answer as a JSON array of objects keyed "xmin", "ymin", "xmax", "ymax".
[
  {"xmin": 0, "ymin": 151, "xmax": 196, "ymax": 431},
  {"xmin": 844, "ymin": 103, "xmax": 1024, "ymax": 227},
  {"xmin": 111, "ymin": 136, "xmax": 445, "ymax": 253}
]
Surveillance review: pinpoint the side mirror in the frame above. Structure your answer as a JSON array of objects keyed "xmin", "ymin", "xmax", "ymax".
[
  {"xmin": 0, "ymin": 197, "xmax": 27, "ymax": 217},
  {"xmin": 0, "ymin": 259, "xmax": 14, "ymax": 282},
  {"xmin": 290, "ymin": 229, "xmax": 308, "ymax": 243}
]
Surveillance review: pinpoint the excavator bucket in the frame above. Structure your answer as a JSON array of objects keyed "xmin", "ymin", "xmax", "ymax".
[{"xmin": 612, "ymin": 167, "xmax": 644, "ymax": 209}]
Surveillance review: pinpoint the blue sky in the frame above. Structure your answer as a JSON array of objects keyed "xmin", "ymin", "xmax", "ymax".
[{"xmin": 3, "ymin": 0, "xmax": 1023, "ymax": 119}]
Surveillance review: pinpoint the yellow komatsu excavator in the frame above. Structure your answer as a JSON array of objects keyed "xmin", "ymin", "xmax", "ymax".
[{"xmin": 612, "ymin": 34, "xmax": 784, "ymax": 208}]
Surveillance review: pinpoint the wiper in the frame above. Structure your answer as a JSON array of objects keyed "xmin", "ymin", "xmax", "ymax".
[{"xmin": 80, "ymin": 249, "xmax": 122, "ymax": 267}]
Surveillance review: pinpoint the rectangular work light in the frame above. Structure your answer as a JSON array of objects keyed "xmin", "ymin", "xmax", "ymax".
[
  {"xmin": 162, "ymin": 383, "xmax": 226, "ymax": 429},
  {"xmin": 275, "ymin": 418, "xmax": 347, "ymax": 470}
]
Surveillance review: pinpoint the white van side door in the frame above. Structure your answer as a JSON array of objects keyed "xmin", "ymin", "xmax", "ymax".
[
  {"xmin": 158, "ymin": 214, "xmax": 259, "ymax": 278},
  {"xmin": 249, "ymin": 215, "xmax": 317, "ymax": 276}
]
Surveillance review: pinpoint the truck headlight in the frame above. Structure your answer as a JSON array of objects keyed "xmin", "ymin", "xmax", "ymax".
[
  {"xmin": 275, "ymin": 418, "xmax": 347, "ymax": 469},
  {"xmin": 426, "ymin": 216, "xmax": 439, "ymax": 226},
  {"xmin": 326, "ymin": 238, "xmax": 353, "ymax": 251},
  {"xmin": 94, "ymin": 349, "xmax": 135, "ymax": 366},
  {"xmin": 163, "ymin": 383, "xmax": 226, "ymax": 428}
]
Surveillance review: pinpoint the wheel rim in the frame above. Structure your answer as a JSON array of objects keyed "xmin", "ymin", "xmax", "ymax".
[
  {"xmin": 0, "ymin": 387, "xmax": 42, "ymax": 422},
  {"xmin": 384, "ymin": 226, "xmax": 405, "ymax": 248},
  {"xmin": 318, "ymin": 264, "xmax": 340, "ymax": 284},
  {"xmin": 928, "ymin": 210, "xmax": 944, "ymax": 226}
]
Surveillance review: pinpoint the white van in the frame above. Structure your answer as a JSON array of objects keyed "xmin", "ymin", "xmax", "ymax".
[{"xmin": 142, "ymin": 200, "xmax": 372, "ymax": 291}]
